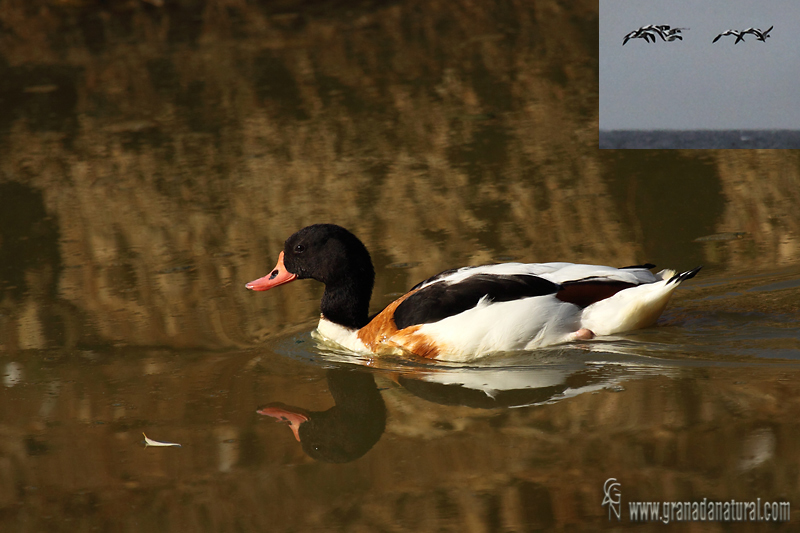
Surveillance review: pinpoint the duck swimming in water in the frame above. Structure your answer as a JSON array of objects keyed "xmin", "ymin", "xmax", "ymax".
[{"xmin": 246, "ymin": 224, "xmax": 701, "ymax": 362}]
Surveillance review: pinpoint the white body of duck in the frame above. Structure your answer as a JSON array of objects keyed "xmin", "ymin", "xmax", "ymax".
[{"xmin": 246, "ymin": 224, "xmax": 700, "ymax": 362}]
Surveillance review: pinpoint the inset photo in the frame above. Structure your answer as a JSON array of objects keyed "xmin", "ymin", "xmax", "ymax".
[{"xmin": 600, "ymin": 0, "xmax": 800, "ymax": 148}]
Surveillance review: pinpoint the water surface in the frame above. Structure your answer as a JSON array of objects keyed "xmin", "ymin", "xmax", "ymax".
[
  {"xmin": 600, "ymin": 130, "xmax": 800, "ymax": 149},
  {"xmin": 1, "ymin": 1, "xmax": 800, "ymax": 531}
]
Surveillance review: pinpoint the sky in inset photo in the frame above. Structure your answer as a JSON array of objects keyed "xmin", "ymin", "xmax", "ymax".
[{"xmin": 600, "ymin": 0, "xmax": 800, "ymax": 130}]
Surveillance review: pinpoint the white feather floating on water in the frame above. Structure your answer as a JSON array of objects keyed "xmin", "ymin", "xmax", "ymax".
[{"xmin": 143, "ymin": 432, "xmax": 182, "ymax": 447}]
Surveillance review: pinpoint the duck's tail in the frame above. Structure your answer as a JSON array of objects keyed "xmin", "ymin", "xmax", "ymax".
[
  {"xmin": 580, "ymin": 266, "xmax": 701, "ymax": 336},
  {"xmin": 657, "ymin": 265, "xmax": 702, "ymax": 284}
]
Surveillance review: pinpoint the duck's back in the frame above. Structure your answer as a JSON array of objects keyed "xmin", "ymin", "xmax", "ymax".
[{"xmin": 355, "ymin": 262, "xmax": 677, "ymax": 361}]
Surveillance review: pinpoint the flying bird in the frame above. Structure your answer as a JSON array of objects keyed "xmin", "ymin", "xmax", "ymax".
[
  {"xmin": 640, "ymin": 25, "xmax": 669, "ymax": 41},
  {"xmin": 663, "ymin": 27, "xmax": 688, "ymax": 41},
  {"xmin": 623, "ymin": 25, "xmax": 687, "ymax": 45},
  {"xmin": 713, "ymin": 30, "xmax": 745, "ymax": 44},
  {"xmin": 623, "ymin": 28, "xmax": 656, "ymax": 45},
  {"xmin": 743, "ymin": 26, "xmax": 773, "ymax": 42},
  {"xmin": 623, "ymin": 29, "xmax": 647, "ymax": 45},
  {"xmin": 623, "ymin": 28, "xmax": 658, "ymax": 45}
]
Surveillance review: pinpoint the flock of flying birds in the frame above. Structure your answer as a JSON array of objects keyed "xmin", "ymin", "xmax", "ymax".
[
  {"xmin": 623, "ymin": 25, "xmax": 773, "ymax": 45},
  {"xmin": 712, "ymin": 26, "xmax": 773, "ymax": 43}
]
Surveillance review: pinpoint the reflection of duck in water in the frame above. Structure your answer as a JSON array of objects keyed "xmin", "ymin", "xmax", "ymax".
[
  {"xmin": 259, "ymin": 360, "xmax": 661, "ymax": 462},
  {"xmin": 258, "ymin": 369, "xmax": 386, "ymax": 463},
  {"xmin": 396, "ymin": 364, "xmax": 628, "ymax": 409},
  {"xmin": 246, "ymin": 224, "xmax": 700, "ymax": 362}
]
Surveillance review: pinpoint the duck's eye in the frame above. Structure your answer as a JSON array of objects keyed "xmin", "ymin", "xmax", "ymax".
[{"xmin": 294, "ymin": 244, "xmax": 306, "ymax": 254}]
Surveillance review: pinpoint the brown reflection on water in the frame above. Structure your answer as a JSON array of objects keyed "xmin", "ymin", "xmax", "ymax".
[
  {"xmin": 2, "ymin": 350, "xmax": 800, "ymax": 530},
  {"xmin": 0, "ymin": 0, "xmax": 609, "ymax": 351},
  {"xmin": 0, "ymin": 1, "xmax": 797, "ymax": 351},
  {"xmin": 1, "ymin": 0, "xmax": 800, "ymax": 530}
]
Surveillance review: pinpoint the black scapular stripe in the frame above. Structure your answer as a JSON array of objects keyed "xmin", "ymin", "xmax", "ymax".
[
  {"xmin": 620, "ymin": 263, "xmax": 656, "ymax": 270},
  {"xmin": 394, "ymin": 274, "xmax": 560, "ymax": 330}
]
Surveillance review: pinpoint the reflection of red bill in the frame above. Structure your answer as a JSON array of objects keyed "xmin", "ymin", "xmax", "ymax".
[
  {"xmin": 257, "ymin": 404, "xmax": 310, "ymax": 442},
  {"xmin": 246, "ymin": 251, "xmax": 297, "ymax": 291}
]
